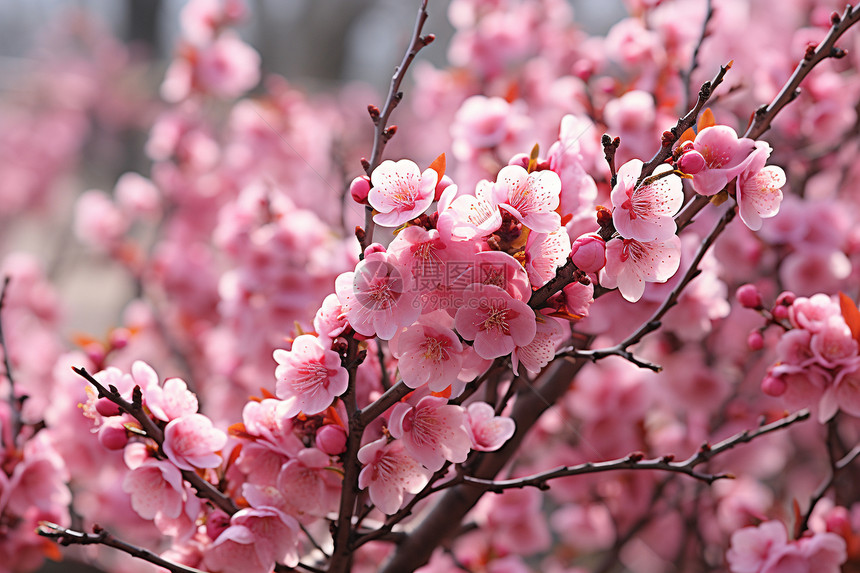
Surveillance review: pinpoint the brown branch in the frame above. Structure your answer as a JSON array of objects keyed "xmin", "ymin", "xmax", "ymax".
[
  {"xmin": 564, "ymin": 206, "xmax": 736, "ymax": 371},
  {"xmin": 602, "ymin": 134, "xmax": 620, "ymax": 188},
  {"xmin": 744, "ymin": 5, "xmax": 860, "ymax": 140},
  {"xmin": 360, "ymin": 0, "xmax": 434, "ymax": 254},
  {"xmin": 681, "ymin": 0, "xmax": 715, "ymax": 112},
  {"xmin": 72, "ymin": 367, "xmax": 238, "ymax": 516},
  {"xmin": 358, "ymin": 380, "xmax": 411, "ymax": 426},
  {"xmin": 0, "ymin": 276, "xmax": 24, "ymax": 442},
  {"xmin": 457, "ymin": 409, "xmax": 810, "ymax": 491},
  {"xmin": 37, "ymin": 523, "xmax": 208, "ymax": 573}
]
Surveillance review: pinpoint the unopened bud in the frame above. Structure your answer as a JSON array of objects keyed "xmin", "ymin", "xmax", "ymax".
[
  {"xmin": 507, "ymin": 153, "xmax": 530, "ymax": 169},
  {"xmin": 736, "ymin": 284, "xmax": 763, "ymax": 309},
  {"xmin": 772, "ymin": 305, "xmax": 789, "ymax": 321},
  {"xmin": 315, "ymin": 424, "xmax": 348, "ymax": 455},
  {"xmin": 98, "ymin": 420, "xmax": 129, "ymax": 450},
  {"xmin": 761, "ymin": 375, "xmax": 787, "ymax": 397},
  {"xmin": 206, "ymin": 510, "xmax": 231, "ymax": 540},
  {"xmin": 747, "ymin": 330, "xmax": 764, "ymax": 351},
  {"xmin": 775, "ymin": 291, "xmax": 796, "ymax": 307},
  {"xmin": 95, "ymin": 397, "xmax": 122, "ymax": 417},
  {"xmin": 364, "ymin": 243, "xmax": 386, "ymax": 257},
  {"xmin": 350, "ymin": 176, "xmax": 371, "ymax": 205},
  {"xmin": 570, "ymin": 233, "xmax": 606, "ymax": 273},
  {"xmin": 677, "ymin": 149, "xmax": 706, "ymax": 174}
]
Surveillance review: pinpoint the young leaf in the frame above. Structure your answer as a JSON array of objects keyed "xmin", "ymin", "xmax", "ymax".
[
  {"xmin": 428, "ymin": 153, "xmax": 446, "ymax": 181},
  {"xmin": 839, "ymin": 291, "xmax": 860, "ymax": 342}
]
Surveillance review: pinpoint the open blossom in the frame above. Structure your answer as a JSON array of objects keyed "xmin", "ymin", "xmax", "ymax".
[
  {"xmin": 162, "ymin": 413, "xmax": 228, "ymax": 470},
  {"xmin": 511, "ymin": 316, "xmax": 566, "ymax": 375},
  {"xmin": 368, "ymin": 159, "xmax": 438, "ymax": 227},
  {"xmin": 146, "ymin": 377, "xmax": 198, "ymax": 423},
  {"xmin": 735, "ymin": 141, "xmax": 786, "ymax": 231},
  {"xmin": 491, "ymin": 165, "xmax": 562, "ymax": 233},
  {"xmin": 465, "ymin": 401, "xmax": 515, "ymax": 452},
  {"xmin": 335, "ymin": 249, "xmax": 420, "ymax": 340},
  {"xmin": 390, "ymin": 313, "xmax": 465, "ymax": 390},
  {"xmin": 437, "ymin": 179, "xmax": 503, "ymax": 241},
  {"xmin": 600, "ymin": 235, "xmax": 681, "ymax": 302},
  {"xmin": 274, "ymin": 334, "xmax": 348, "ymax": 417},
  {"xmin": 389, "ymin": 395, "xmax": 471, "ymax": 471},
  {"xmin": 122, "ymin": 459, "xmax": 185, "ymax": 520},
  {"xmin": 690, "ymin": 125, "xmax": 755, "ymax": 196},
  {"xmin": 454, "ymin": 284, "xmax": 537, "ymax": 359},
  {"xmin": 276, "ymin": 448, "xmax": 342, "ymax": 517},
  {"xmin": 610, "ymin": 160, "xmax": 683, "ymax": 241},
  {"xmin": 525, "ymin": 228, "xmax": 571, "ymax": 288},
  {"xmin": 204, "ymin": 507, "xmax": 300, "ymax": 573},
  {"xmin": 358, "ymin": 438, "xmax": 432, "ymax": 515},
  {"xmin": 726, "ymin": 520, "xmax": 846, "ymax": 573}
]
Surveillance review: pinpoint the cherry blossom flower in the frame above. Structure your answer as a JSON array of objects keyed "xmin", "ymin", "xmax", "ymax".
[
  {"xmin": 146, "ymin": 377, "xmax": 198, "ymax": 422},
  {"xmin": 389, "ymin": 395, "xmax": 471, "ymax": 471},
  {"xmin": 122, "ymin": 459, "xmax": 185, "ymax": 520},
  {"xmin": 735, "ymin": 141, "xmax": 786, "ymax": 231},
  {"xmin": 273, "ymin": 334, "xmax": 349, "ymax": 417},
  {"xmin": 690, "ymin": 126, "xmax": 755, "ymax": 196},
  {"xmin": 491, "ymin": 165, "xmax": 562, "ymax": 233},
  {"xmin": 525, "ymin": 228, "xmax": 571, "ymax": 288},
  {"xmin": 358, "ymin": 438, "xmax": 432, "ymax": 515},
  {"xmin": 570, "ymin": 233, "xmax": 606, "ymax": 273},
  {"xmin": 204, "ymin": 507, "xmax": 300, "ymax": 573},
  {"xmin": 335, "ymin": 249, "xmax": 420, "ymax": 340},
  {"xmin": 600, "ymin": 235, "xmax": 681, "ymax": 302},
  {"xmin": 276, "ymin": 447, "xmax": 342, "ymax": 518},
  {"xmin": 390, "ymin": 313, "xmax": 465, "ymax": 391},
  {"xmin": 437, "ymin": 179, "xmax": 503, "ymax": 241},
  {"xmin": 368, "ymin": 159, "xmax": 438, "ymax": 227},
  {"xmin": 454, "ymin": 284, "xmax": 537, "ymax": 359},
  {"xmin": 465, "ymin": 401, "xmax": 515, "ymax": 452},
  {"xmin": 611, "ymin": 160, "xmax": 683, "ymax": 241},
  {"xmin": 726, "ymin": 520, "xmax": 846, "ymax": 573},
  {"xmin": 162, "ymin": 413, "xmax": 228, "ymax": 470},
  {"xmin": 511, "ymin": 316, "xmax": 566, "ymax": 375}
]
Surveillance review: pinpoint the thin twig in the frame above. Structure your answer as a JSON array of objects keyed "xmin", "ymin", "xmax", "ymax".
[
  {"xmin": 744, "ymin": 5, "xmax": 860, "ymax": 140},
  {"xmin": 562, "ymin": 207, "xmax": 736, "ymax": 371},
  {"xmin": 681, "ymin": 0, "xmax": 714, "ymax": 112},
  {"xmin": 360, "ymin": 0, "xmax": 434, "ymax": 254},
  {"xmin": 0, "ymin": 276, "xmax": 23, "ymax": 442},
  {"xmin": 37, "ymin": 523, "xmax": 208, "ymax": 573},
  {"xmin": 602, "ymin": 134, "xmax": 620, "ymax": 188},
  {"xmin": 457, "ymin": 410, "xmax": 810, "ymax": 491},
  {"xmin": 72, "ymin": 367, "xmax": 238, "ymax": 515}
]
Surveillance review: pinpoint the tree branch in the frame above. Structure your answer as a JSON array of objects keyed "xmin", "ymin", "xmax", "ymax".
[
  {"xmin": 681, "ymin": 0, "xmax": 714, "ymax": 112},
  {"xmin": 72, "ymin": 367, "xmax": 238, "ymax": 515},
  {"xmin": 360, "ymin": 0, "xmax": 434, "ymax": 253},
  {"xmin": 0, "ymin": 276, "xmax": 24, "ymax": 443},
  {"xmin": 458, "ymin": 409, "xmax": 810, "ymax": 491}
]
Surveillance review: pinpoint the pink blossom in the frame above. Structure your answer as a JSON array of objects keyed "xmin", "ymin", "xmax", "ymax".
[
  {"xmin": 122, "ymin": 459, "xmax": 185, "ymax": 520},
  {"xmin": 335, "ymin": 249, "xmax": 420, "ymax": 340},
  {"xmin": 611, "ymin": 160, "xmax": 683, "ymax": 241},
  {"xmin": 389, "ymin": 395, "xmax": 471, "ymax": 471},
  {"xmin": 437, "ymin": 179, "xmax": 503, "ymax": 241},
  {"xmin": 736, "ymin": 141, "xmax": 786, "ymax": 230},
  {"xmin": 451, "ymin": 95, "xmax": 513, "ymax": 151},
  {"xmin": 562, "ymin": 280, "xmax": 594, "ymax": 320},
  {"xmin": 194, "ymin": 33, "xmax": 261, "ymax": 100},
  {"xmin": 465, "ymin": 401, "xmax": 515, "ymax": 452},
  {"xmin": 204, "ymin": 507, "xmax": 300, "ymax": 573},
  {"xmin": 276, "ymin": 448, "xmax": 342, "ymax": 518},
  {"xmin": 727, "ymin": 520, "xmax": 846, "ymax": 573},
  {"xmin": 390, "ymin": 313, "xmax": 465, "ymax": 391},
  {"xmin": 491, "ymin": 165, "xmax": 562, "ymax": 233},
  {"xmin": 690, "ymin": 125, "xmax": 755, "ymax": 196},
  {"xmin": 146, "ymin": 377, "xmax": 199, "ymax": 422},
  {"xmin": 273, "ymin": 334, "xmax": 348, "ymax": 417},
  {"xmin": 115, "ymin": 172, "xmax": 160, "ymax": 217},
  {"xmin": 600, "ymin": 235, "xmax": 681, "ymax": 302},
  {"xmin": 74, "ymin": 190, "xmax": 128, "ymax": 251},
  {"xmin": 454, "ymin": 284, "xmax": 537, "ymax": 359},
  {"xmin": 313, "ymin": 293, "xmax": 348, "ymax": 338},
  {"xmin": 368, "ymin": 159, "xmax": 438, "ymax": 227},
  {"xmin": 570, "ymin": 233, "xmax": 606, "ymax": 273},
  {"xmin": 512, "ymin": 315, "xmax": 565, "ymax": 375},
  {"xmin": 162, "ymin": 413, "xmax": 228, "ymax": 470},
  {"xmin": 525, "ymin": 228, "xmax": 571, "ymax": 288},
  {"xmin": 315, "ymin": 424, "xmax": 348, "ymax": 455},
  {"xmin": 358, "ymin": 438, "xmax": 432, "ymax": 515}
]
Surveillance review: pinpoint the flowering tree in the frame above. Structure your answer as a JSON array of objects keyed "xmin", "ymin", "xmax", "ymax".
[{"xmin": 1, "ymin": 1, "xmax": 860, "ymax": 572}]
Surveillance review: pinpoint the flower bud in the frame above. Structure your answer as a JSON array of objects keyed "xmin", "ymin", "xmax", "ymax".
[
  {"xmin": 747, "ymin": 330, "xmax": 764, "ymax": 351},
  {"xmin": 206, "ymin": 510, "xmax": 231, "ymax": 540},
  {"xmin": 507, "ymin": 153, "xmax": 530, "ymax": 169},
  {"xmin": 315, "ymin": 424, "xmax": 347, "ymax": 455},
  {"xmin": 350, "ymin": 176, "xmax": 371, "ymax": 205},
  {"xmin": 761, "ymin": 374, "xmax": 787, "ymax": 397},
  {"xmin": 109, "ymin": 327, "xmax": 132, "ymax": 350},
  {"xmin": 98, "ymin": 420, "xmax": 129, "ymax": 450},
  {"xmin": 775, "ymin": 291, "xmax": 796, "ymax": 307},
  {"xmin": 95, "ymin": 397, "xmax": 122, "ymax": 417},
  {"xmin": 570, "ymin": 233, "xmax": 606, "ymax": 273},
  {"xmin": 363, "ymin": 243, "xmax": 387, "ymax": 257},
  {"xmin": 736, "ymin": 284, "xmax": 763, "ymax": 309},
  {"xmin": 677, "ymin": 149, "xmax": 706, "ymax": 174},
  {"xmin": 772, "ymin": 305, "xmax": 789, "ymax": 321}
]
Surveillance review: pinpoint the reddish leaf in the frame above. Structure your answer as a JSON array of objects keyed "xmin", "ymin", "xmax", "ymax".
[
  {"xmin": 697, "ymin": 107, "xmax": 716, "ymax": 131},
  {"xmin": 839, "ymin": 292, "xmax": 860, "ymax": 342},
  {"xmin": 527, "ymin": 143, "xmax": 540, "ymax": 173},
  {"xmin": 428, "ymin": 153, "xmax": 446, "ymax": 181},
  {"xmin": 678, "ymin": 126, "xmax": 697, "ymax": 145},
  {"xmin": 504, "ymin": 81, "xmax": 520, "ymax": 103}
]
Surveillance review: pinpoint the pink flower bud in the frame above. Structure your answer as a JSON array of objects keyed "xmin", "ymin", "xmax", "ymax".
[
  {"xmin": 109, "ymin": 327, "xmax": 132, "ymax": 350},
  {"xmin": 775, "ymin": 291, "xmax": 796, "ymax": 307},
  {"xmin": 315, "ymin": 424, "xmax": 348, "ymax": 455},
  {"xmin": 95, "ymin": 397, "xmax": 122, "ymax": 417},
  {"xmin": 772, "ymin": 305, "xmax": 789, "ymax": 321},
  {"xmin": 434, "ymin": 174, "xmax": 454, "ymax": 202},
  {"xmin": 507, "ymin": 153, "xmax": 530, "ymax": 169},
  {"xmin": 363, "ymin": 243, "xmax": 387, "ymax": 257},
  {"xmin": 570, "ymin": 233, "xmax": 606, "ymax": 273},
  {"xmin": 350, "ymin": 176, "xmax": 371, "ymax": 205},
  {"xmin": 98, "ymin": 420, "xmax": 129, "ymax": 450},
  {"xmin": 761, "ymin": 375, "xmax": 787, "ymax": 397},
  {"xmin": 736, "ymin": 284, "xmax": 763, "ymax": 309},
  {"xmin": 823, "ymin": 507, "xmax": 851, "ymax": 535},
  {"xmin": 747, "ymin": 330, "xmax": 764, "ymax": 351},
  {"xmin": 677, "ymin": 150, "xmax": 706, "ymax": 174}
]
